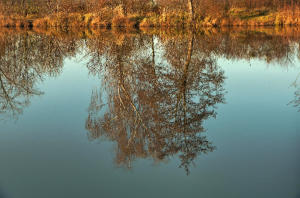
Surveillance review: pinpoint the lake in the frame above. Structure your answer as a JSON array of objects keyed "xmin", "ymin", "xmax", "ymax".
[{"xmin": 0, "ymin": 27, "xmax": 299, "ymax": 198}]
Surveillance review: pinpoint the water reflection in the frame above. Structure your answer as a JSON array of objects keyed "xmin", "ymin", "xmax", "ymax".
[
  {"xmin": 85, "ymin": 31, "xmax": 225, "ymax": 174},
  {"xmin": 0, "ymin": 27, "xmax": 299, "ymax": 174},
  {"xmin": 0, "ymin": 29, "xmax": 82, "ymax": 120},
  {"xmin": 290, "ymin": 72, "xmax": 300, "ymax": 111}
]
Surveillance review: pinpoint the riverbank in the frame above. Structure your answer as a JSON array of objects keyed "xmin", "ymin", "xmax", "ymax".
[{"xmin": 1, "ymin": 7, "xmax": 300, "ymax": 29}]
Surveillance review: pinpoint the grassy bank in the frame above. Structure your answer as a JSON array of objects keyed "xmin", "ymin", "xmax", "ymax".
[{"xmin": 1, "ymin": 7, "xmax": 300, "ymax": 29}]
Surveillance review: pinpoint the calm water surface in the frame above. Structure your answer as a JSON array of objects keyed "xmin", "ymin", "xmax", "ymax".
[{"xmin": 0, "ymin": 28, "xmax": 299, "ymax": 198}]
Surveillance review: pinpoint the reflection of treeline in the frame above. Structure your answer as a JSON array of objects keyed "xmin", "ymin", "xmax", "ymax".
[
  {"xmin": 3, "ymin": 27, "xmax": 298, "ymax": 66},
  {"xmin": 85, "ymin": 26, "xmax": 300, "ymax": 65},
  {"xmin": 1, "ymin": 0, "xmax": 300, "ymax": 28},
  {"xmin": 0, "ymin": 29, "xmax": 82, "ymax": 119},
  {"xmin": 0, "ymin": 27, "xmax": 299, "ymax": 120},
  {"xmin": 149, "ymin": 27, "xmax": 300, "ymax": 65},
  {"xmin": 195, "ymin": 27, "xmax": 300, "ymax": 64}
]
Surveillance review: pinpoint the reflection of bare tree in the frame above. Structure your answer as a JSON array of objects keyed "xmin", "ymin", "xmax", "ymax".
[
  {"xmin": 85, "ymin": 31, "xmax": 225, "ymax": 174},
  {"xmin": 290, "ymin": 73, "xmax": 300, "ymax": 111},
  {"xmin": 0, "ymin": 30, "xmax": 81, "ymax": 120}
]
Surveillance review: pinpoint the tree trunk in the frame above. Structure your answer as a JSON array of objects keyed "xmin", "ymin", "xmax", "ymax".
[
  {"xmin": 187, "ymin": 0, "xmax": 194, "ymax": 24},
  {"xmin": 22, "ymin": 0, "xmax": 25, "ymax": 16}
]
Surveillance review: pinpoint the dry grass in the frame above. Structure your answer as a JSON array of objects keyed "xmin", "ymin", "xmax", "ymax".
[
  {"xmin": 140, "ymin": 16, "xmax": 159, "ymax": 27},
  {"xmin": 1, "ymin": 6, "xmax": 300, "ymax": 29},
  {"xmin": 111, "ymin": 15, "xmax": 142, "ymax": 28}
]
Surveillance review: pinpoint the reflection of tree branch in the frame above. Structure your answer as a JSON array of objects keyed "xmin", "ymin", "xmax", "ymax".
[
  {"xmin": 0, "ymin": 68, "xmax": 39, "ymax": 95},
  {"xmin": 120, "ymin": 83, "xmax": 149, "ymax": 133},
  {"xmin": 86, "ymin": 32, "xmax": 225, "ymax": 175},
  {"xmin": 289, "ymin": 72, "xmax": 300, "ymax": 111},
  {"xmin": 0, "ymin": 30, "xmax": 73, "ymax": 120},
  {"xmin": 291, "ymin": 72, "xmax": 300, "ymax": 87},
  {"xmin": 117, "ymin": 85, "xmax": 126, "ymax": 109},
  {"xmin": 0, "ymin": 74, "xmax": 16, "ymax": 111}
]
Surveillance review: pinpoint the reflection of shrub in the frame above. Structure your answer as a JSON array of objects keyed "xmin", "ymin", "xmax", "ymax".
[
  {"xmin": 0, "ymin": 17, "xmax": 15, "ymax": 27},
  {"xmin": 0, "ymin": 16, "xmax": 33, "ymax": 28},
  {"xmin": 90, "ymin": 17, "xmax": 111, "ymax": 28},
  {"xmin": 112, "ymin": 15, "xmax": 127, "ymax": 27},
  {"xmin": 127, "ymin": 16, "xmax": 143, "ymax": 28},
  {"xmin": 15, "ymin": 20, "xmax": 29, "ymax": 28}
]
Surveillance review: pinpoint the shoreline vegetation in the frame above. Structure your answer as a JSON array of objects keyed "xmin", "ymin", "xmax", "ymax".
[
  {"xmin": 0, "ymin": 0, "xmax": 300, "ymax": 29},
  {"xmin": 2, "ymin": 26, "xmax": 300, "ymax": 42}
]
